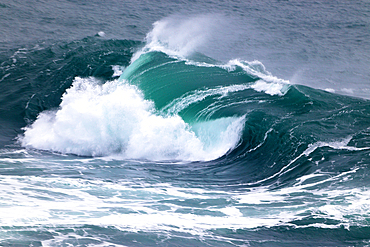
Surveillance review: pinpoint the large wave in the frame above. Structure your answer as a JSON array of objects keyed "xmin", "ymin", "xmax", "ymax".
[
  {"xmin": 18, "ymin": 16, "xmax": 370, "ymax": 186},
  {"xmin": 19, "ymin": 16, "xmax": 290, "ymax": 161}
]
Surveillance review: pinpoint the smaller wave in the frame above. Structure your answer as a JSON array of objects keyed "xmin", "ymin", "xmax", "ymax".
[
  {"xmin": 222, "ymin": 59, "xmax": 290, "ymax": 87},
  {"xmin": 19, "ymin": 77, "xmax": 245, "ymax": 161}
]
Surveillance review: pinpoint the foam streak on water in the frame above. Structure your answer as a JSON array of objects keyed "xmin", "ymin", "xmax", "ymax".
[{"xmin": 0, "ymin": 154, "xmax": 369, "ymax": 236}]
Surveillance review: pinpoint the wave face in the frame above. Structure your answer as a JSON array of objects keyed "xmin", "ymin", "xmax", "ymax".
[{"xmin": 2, "ymin": 15, "xmax": 370, "ymax": 246}]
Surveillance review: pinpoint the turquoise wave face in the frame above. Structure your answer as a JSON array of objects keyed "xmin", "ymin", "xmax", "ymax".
[{"xmin": 119, "ymin": 51, "xmax": 258, "ymax": 112}]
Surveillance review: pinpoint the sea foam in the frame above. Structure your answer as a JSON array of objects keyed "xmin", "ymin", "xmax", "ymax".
[{"xmin": 20, "ymin": 77, "xmax": 244, "ymax": 161}]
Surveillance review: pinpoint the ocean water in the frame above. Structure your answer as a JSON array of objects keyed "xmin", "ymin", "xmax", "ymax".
[{"xmin": 1, "ymin": 0, "xmax": 370, "ymax": 246}]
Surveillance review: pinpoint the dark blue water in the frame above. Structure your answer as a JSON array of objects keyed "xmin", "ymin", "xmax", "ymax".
[{"xmin": 1, "ymin": 1, "xmax": 370, "ymax": 246}]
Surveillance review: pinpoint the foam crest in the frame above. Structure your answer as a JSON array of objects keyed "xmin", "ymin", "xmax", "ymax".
[
  {"xmin": 251, "ymin": 80, "xmax": 288, "ymax": 96},
  {"xmin": 303, "ymin": 136, "xmax": 370, "ymax": 156},
  {"xmin": 20, "ymin": 77, "xmax": 244, "ymax": 161},
  {"xmin": 180, "ymin": 59, "xmax": 290, "ymax": 96},
  {"xmin": 225, "ymin": 59, "xmax": 290, "ymax": 96}
]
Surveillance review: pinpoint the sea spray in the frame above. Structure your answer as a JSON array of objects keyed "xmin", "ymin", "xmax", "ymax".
[{"xmin": 131, "ymin": 14, "xmax": 224, "ymax": 62}]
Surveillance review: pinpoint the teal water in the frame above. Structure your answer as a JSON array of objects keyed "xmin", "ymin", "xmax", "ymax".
[{"xmin": 1, "ymin": 1, "xmax": 370, "ymax": 246}]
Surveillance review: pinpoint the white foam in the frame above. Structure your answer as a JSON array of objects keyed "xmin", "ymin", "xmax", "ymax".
[
  {"xmin": 225, "ymin": 59, "xmax": 290, "ymax": 95},
  {"xmin": 20, "ymin": 77, "xmax": 244, "ymax": 161},
  {"xmin": 303, "ymin": 137, "xmax": 370, "ymax": 155},
  {"xmin": 183, "ymin": 59, "xmax": 290, "ymax": 96},
  {"xmin": 225, "ymin": 60, "xmax": 283, "ymax": 81},
  {"xmin": 324, "ymin": 88, "xmax": 336, "ymax": 93},
  {"xmin": 41, "ymin": 232, "xmax": 129, "ymax": 247},
  {"xmin": 97, "ymin": 31, "xmax": 105, "ymax": 37},
  {"xmin": 251, "ymin": 80, "xmax": 287, "ymax": 96},
  {"xmin": 2, "ymin": 171, "xmax": 368, "ymax": 234},
  {"xmin": 111, "ymin": 65, "xmax": 125, "ymax": 77},
  {"xmin": 0, "ymin": 175, "xmax": 298, "ymax": 232}
]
